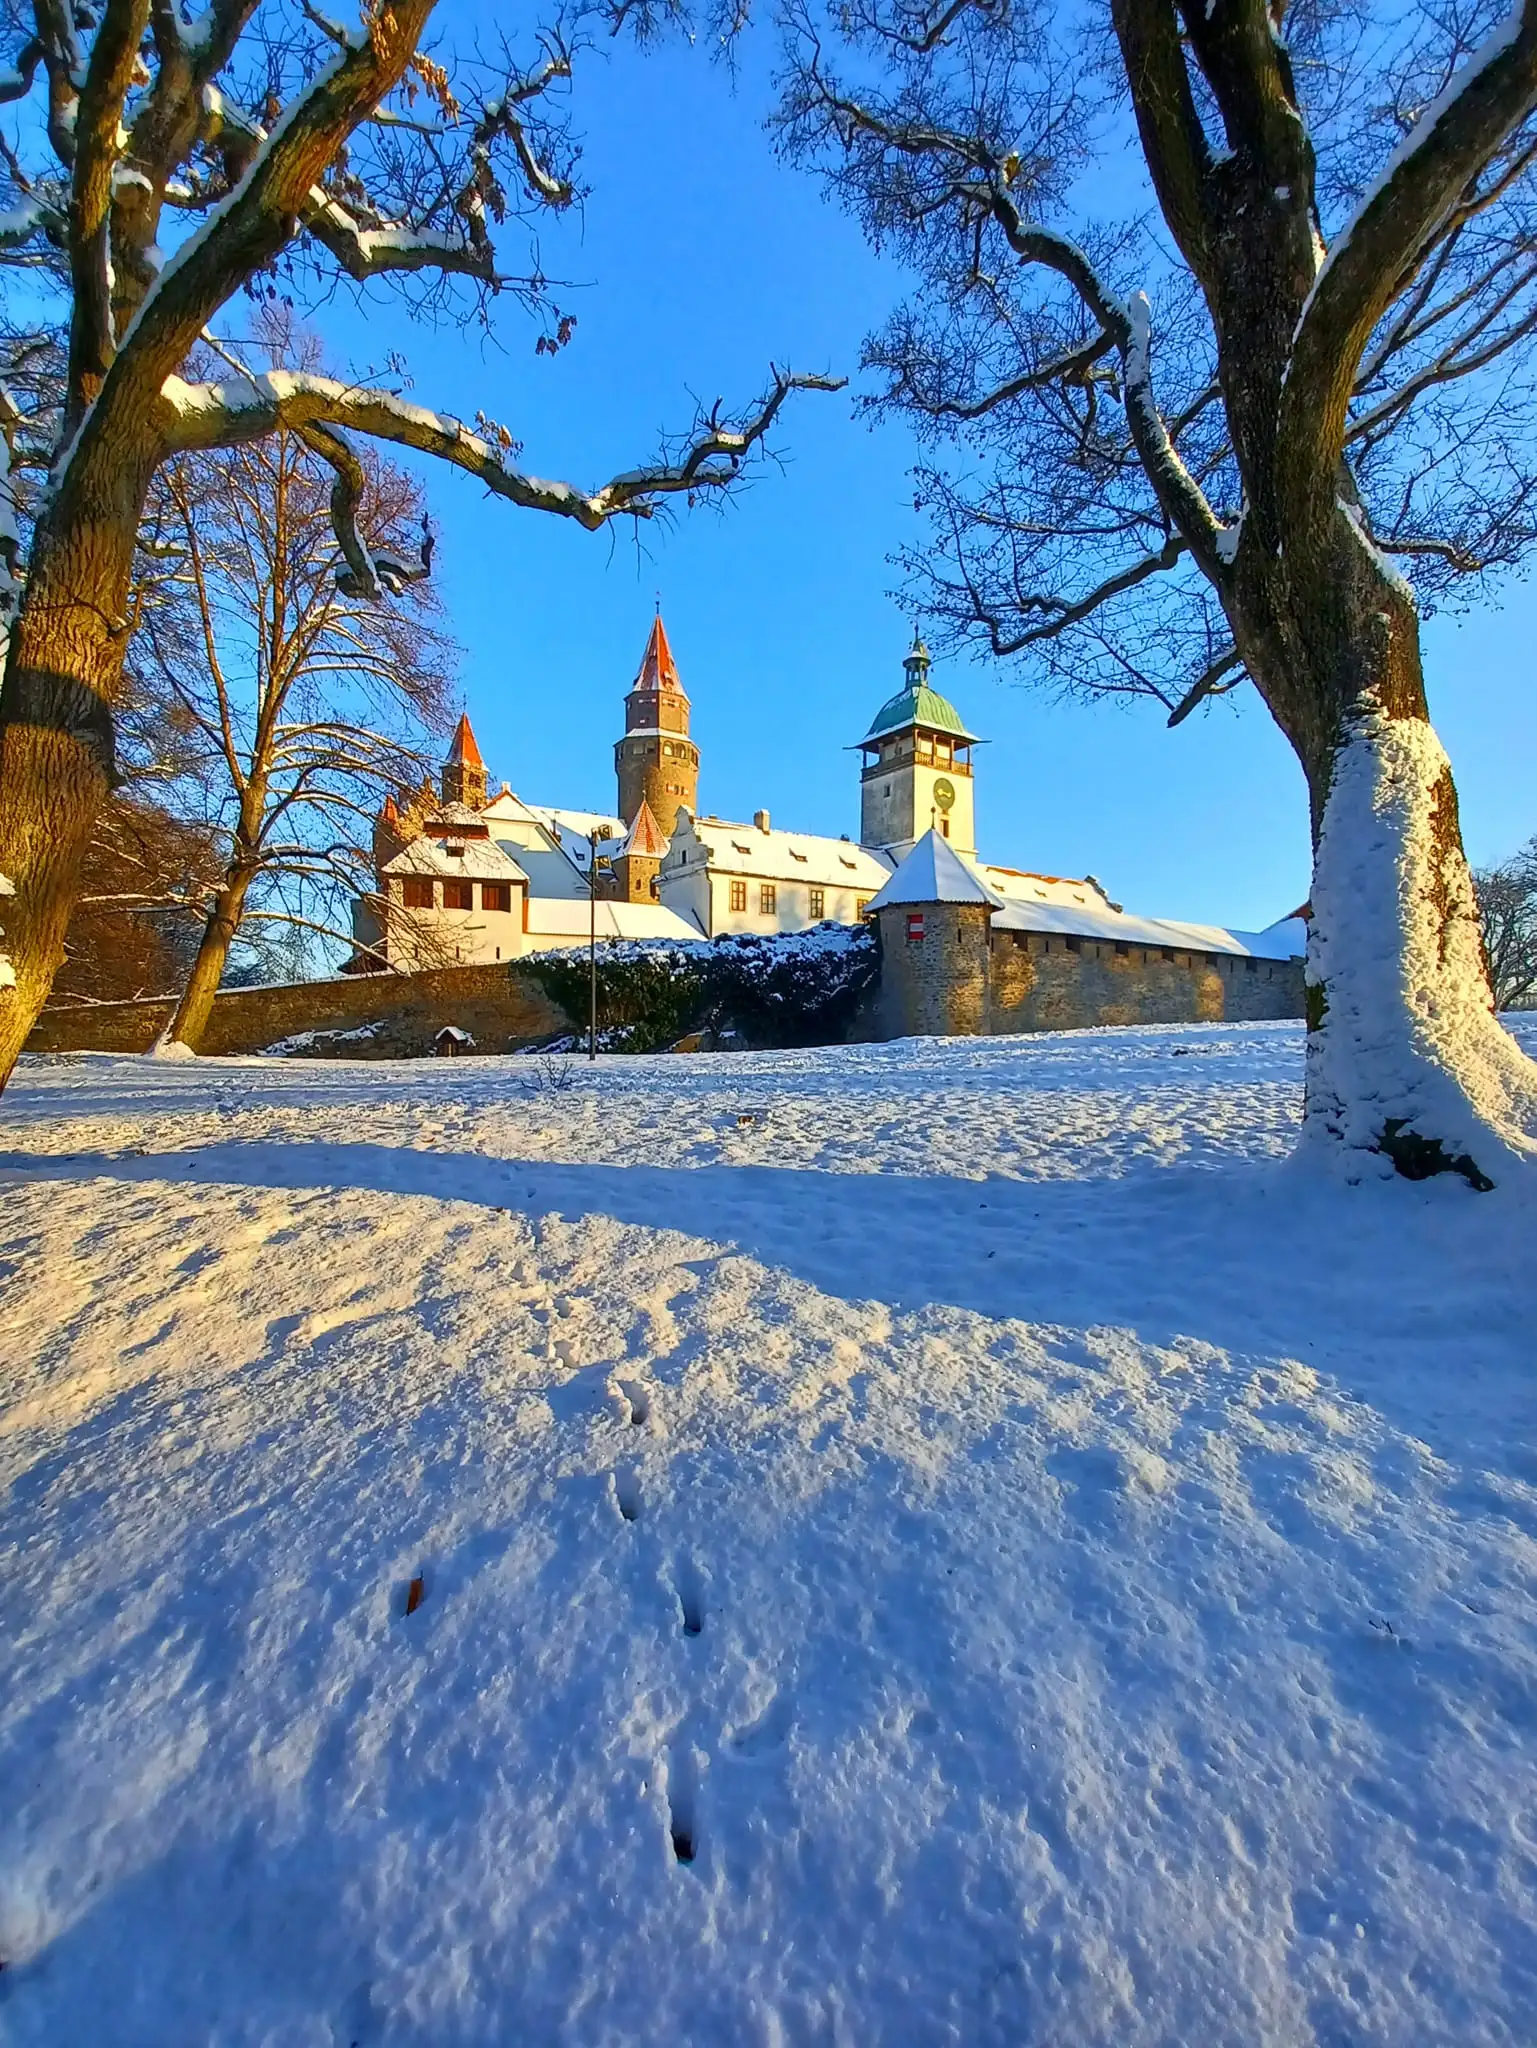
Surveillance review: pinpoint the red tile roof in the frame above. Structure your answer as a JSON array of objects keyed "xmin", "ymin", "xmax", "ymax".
[
  {"xmin": 630, "ymin": 614, "xmax": 686, "ymax": 699},
  {"xmin": 620, "ymin": 798, "xmax": 669, "ymax": 859},
  {"xmin": 446, "ymin": 713, "xmax": 484, "ymax": 768}
]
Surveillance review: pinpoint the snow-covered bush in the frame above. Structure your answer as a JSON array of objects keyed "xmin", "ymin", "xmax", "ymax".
[{"xmin": 522, "ymin": 925, "xmax": 878, "ymax": 1054}]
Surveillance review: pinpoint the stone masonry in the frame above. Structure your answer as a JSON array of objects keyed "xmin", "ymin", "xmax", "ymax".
[
  {"xmin": 873, "ymin": 905, "xmax": 1304, "ymax": 1038},
  {"xmin": 27, "ymin": 962, "xmax": 575, "ymax": 1060}
]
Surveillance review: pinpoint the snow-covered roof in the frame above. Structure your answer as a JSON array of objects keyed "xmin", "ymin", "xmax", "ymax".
[
  {"xmin": 419, "ymin": 801, "xmax": 487, "ymax": 834},
  {"xmin": 871, "ymin": 832, "xmax": 1307, "ymax": 961},
  {"xmin": 615, "ymin": 800, "xmax": 668, "ymax": 861},
  {"xmin": 865, "ymin": 831, "xmax": 1005, "ymax": 910},
  {"xmin": 988, "ymin": 895, "xmax": 1297, "ymax": 958},
  {"xmin": 383, "ymin": 837, "xmax": 530, "ymax": 883},
  {"xmin": 674, "ymin": 817, "xmax": 894, "ymax": 892},
  {"xmin": 527, "ymin": 805, "xmax": 628, "ymax": 873},
  {"xmin": 1229, "ymin": 916, "xmax": 1309, "ymax": 961},
  {"xmin": 525, "ymin": 900, "xmax": 705, "ymax": 942},
  {"xmin": 979, "ymin": 864, "xmax": 1116, "ymax": 912}
]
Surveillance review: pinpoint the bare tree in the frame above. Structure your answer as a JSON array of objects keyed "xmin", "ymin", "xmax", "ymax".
[
  {"xmin": 1475, "ymin": 839, "xmax": 1537, "ymax": 1009},
  {"xmin": 134, "ymin": 325, "xmax": 457, "ymax": 1051},
  {"xmin": 0, "ymin": 0, "xmax": 841, "ymax": 1086},
  {"xmin": 779, "ymin": 0, "xmax": 1537, "ymax": 1186},
  {"xmin": 51, "ymin": 793, "xmax": 221, "ymax": 1003}
]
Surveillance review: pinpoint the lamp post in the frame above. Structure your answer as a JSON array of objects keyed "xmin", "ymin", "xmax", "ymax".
[{"xmin": 588, "ymin": 824, "xmax": 612, "ymax": 1061}]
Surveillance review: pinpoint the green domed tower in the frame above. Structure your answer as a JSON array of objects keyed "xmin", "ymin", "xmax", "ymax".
[{"xmin": 856, "ymin": 635, "xmax": 981, "ymax": 859}]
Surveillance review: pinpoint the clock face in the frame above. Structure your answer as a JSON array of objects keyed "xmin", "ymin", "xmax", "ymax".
[{"xmin": 932, "ymin": 776, "xmax": 956, "ymax": 814}]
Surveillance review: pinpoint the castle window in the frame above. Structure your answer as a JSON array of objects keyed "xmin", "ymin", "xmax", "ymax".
[
  {"xmin": 649, "ymin": 877, "xmax": 659, "ymax": 899},
  {"xmin": 1065, "ymin": 934, "xmax": 1082, "ymax": 953},
  {"xmin": 730, "ymin": 880, "xmax": 748, "ymax": 913},
  {"xmin": 1115, "ymin": 941, "xmax": 1129, "ymax": 956},
  {"xmin": 759, "ymin": 884, "xmax": 777, "ymax": 915},
  {"xmin": 402, "ymin": 876, "xmax": 434, "ymax": 909},
  {"xmin": 482, "ymin": 882, "xmax": 512, "ymax": 913},
  {"xmin": 809, "ymin": 887, "xmax": 825, "ymax": 919},
  {"xmin": 442, "ymin": 879, "xmax": 473, "ymax": 911}
]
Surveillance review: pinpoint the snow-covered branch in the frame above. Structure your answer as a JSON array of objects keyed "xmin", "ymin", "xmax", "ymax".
[
  {"xmin": 159, "ymin": 365, "xmax": 845, "ymax": 529},
  {"xmin": 1287, "ymin": 0, "xmax": 1537, "ymax": 491}
]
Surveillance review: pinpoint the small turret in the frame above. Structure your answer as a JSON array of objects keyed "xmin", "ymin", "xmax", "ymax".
[{"xmin": 441, "ymin": 714, "xmax": 488, "ymax": 809}]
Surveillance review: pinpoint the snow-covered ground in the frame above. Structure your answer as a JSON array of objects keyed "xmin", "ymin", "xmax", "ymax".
[{"xmin": 2, "ymin": 1020, "xmax": 1536, "ymax": 2045}]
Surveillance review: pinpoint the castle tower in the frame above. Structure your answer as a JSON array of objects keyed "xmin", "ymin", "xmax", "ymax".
[
  {"xmin": 609, "ymin": 798, "xmax": 669, "ymax": 902},
  {"xmin": 441, "ymin": 714, "xmax": 488, "ymax": 809},
  {"xmin": 856, "ymin": 635, "xmax": 981, "ymax": 860},
  {"xmin": 615, "ymin": 614, "xmax": 699, "ymax": 834}
]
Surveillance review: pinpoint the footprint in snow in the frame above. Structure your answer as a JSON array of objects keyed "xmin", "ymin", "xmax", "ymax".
[
  {"xmin": 675, "ymin": 1556, "xmax": 705, "ymax": 1637},
  {"xmin": 616, "ymin": 1379, "xmax": 652, "ymax": 1427}
]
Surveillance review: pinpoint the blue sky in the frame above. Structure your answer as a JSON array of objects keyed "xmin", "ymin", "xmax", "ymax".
[{"xmin": 320, "ymin": 19, "xmax": 1537, "ymax": 933}]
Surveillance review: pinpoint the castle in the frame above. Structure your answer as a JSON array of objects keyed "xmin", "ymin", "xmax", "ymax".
[{"xmin": 353, "ymin": 615, "xmax": 1305, "ymax": 1002}]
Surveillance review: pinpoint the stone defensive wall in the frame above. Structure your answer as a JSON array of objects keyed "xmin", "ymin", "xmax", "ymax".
[
  {"xmin": 28, "ymin": 917, "xmax": 1303, "ymax": 1061},
  {"xmin": 27, "ymin": 962, "xmax": 575, "ymax": 1060},
  {"xmin": 871, "ymin": 904, "xmax": 1305, "ymax": 1038}
]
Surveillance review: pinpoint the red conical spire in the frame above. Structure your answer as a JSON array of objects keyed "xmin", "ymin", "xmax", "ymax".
[
  {"xmin": 631, "ymin": 614, "xmax": 686, "ymax": 700},
  {"xmin": 620, "ymin": 797, "xmax": 669, "ymax": 859},
  {"xmin": 446, "ymin": 713, "xmax": 484, "ymax": 768}
]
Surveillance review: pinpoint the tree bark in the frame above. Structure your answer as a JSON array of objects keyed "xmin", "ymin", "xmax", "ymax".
[
  {"xmin": 156, "ymin": 863, "xmax": 258, "ymax": 1054},
  {"xmin": 0, "ymin": 508, "xmax": 140, "ymax": 1086}
]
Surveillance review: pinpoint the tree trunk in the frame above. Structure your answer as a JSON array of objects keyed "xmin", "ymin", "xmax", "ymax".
[
  {"xmin": 0, "ymin": 522, "xmax": 135, "ymax": 1089},
  {"xmin": 156, "ymin": 863, "xmax": 257, "ymax": 1054},
  {"xmin": 1244, "ymin": 518, "xmax": 1537, "ymax": 1188}
]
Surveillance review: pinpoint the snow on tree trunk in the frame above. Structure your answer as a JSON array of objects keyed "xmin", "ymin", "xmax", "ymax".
[{"xmin": 1302, "ymin": 701, "xmax": 1537, "ymax": 1187}]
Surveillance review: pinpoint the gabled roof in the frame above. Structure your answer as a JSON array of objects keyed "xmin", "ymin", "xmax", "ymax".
[
  {"xmin": 383, "ymin": 837, "xmax": 529, "ymax": 883},
  {"xmin": 530, "ymin": 805, "xmax": 628, "ymax": 871},
  {"xmin": 629, "ymin": 614, "xmax": 687, "ymax": 700},
  {"xmin": 671, "ymin": 815, "xmax": 894, "ymax": 892},
  {"xmin": 616, "ymin": 798, "xmax": 669, "ymax": 860},
  {"xmin": 865, "ymin": 830, "xmax": 1006, "ymax": 911},
  {"xmin": 421, "ymin": 800, "xmax": 488, "ymax": 833},
  {"xmin": 446, "ymin": 713, "xmax": 484, "ymax": 768}
]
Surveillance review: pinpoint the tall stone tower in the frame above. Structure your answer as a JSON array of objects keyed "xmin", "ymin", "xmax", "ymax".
[
  {"xmin": 440, "ymin": 714, "xmax": 488, "ymax": 809},
  {"xmin": 856, "ymin": 635, "xmax": 981, "ymax": 860},
  {"xmin": 615, "ymin": 614, "xmax": 699, "ymax": 834}
]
